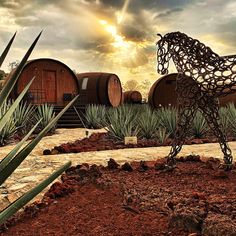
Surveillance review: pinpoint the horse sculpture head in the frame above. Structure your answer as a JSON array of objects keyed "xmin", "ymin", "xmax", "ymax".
[{"xmin": 156, "ymin": 33, "xmax": 171, "ymax": 75}]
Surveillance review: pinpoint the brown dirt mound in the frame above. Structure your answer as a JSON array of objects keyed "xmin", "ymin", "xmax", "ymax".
[{"xmin": 1, "ymin": 156, "xmax": 236, "ymax": 236}]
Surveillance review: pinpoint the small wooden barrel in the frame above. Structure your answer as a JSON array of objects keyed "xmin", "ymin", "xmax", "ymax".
[
  {"xmin": 76, "ymin": 72, "xmax": 122, "ymax": 107},
  {"xmin": 123, "ymin": 91, "xmax": 142, "ymax": 104}
]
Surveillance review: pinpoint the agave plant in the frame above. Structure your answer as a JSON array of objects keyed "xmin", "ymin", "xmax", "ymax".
[
  {"xmin": 34, "ymin": 103, "xmax": 55, "ymax": 133},
  {"xmin": 157, "ymin": 107, "xmax": 177, "ymax": 138},
  {"xmin": 84, "ymin": 104, "xmax": 106, "ymax": 129},
  {"xmin": 13, "ymin": 101, "xmax": 35, "ymax": 135},
  {"xmin": 104, "ymin": 104, "xmax": 138, "ymax": 140},
  {"xmin": 191, "ymin": 110, "xmax": 209, "ymax": 138},
  {"xmin": 0, "ymin": 32, "xmax": 78, "ymax": 225},
  {"xmin": 226, "ymin": 103, "xmax": 236, "ymax": 137},
  {"xmin": 0, "ymin": 101, "xmax": 17, "ymax": 145},
  {"xmin": 156, "ymin": 128, "xmax": 170, "ymax": 144},
  {"xmin": 219, "ymin": 106, "xmax": 230, "ymax": 136},
  {"xmin": 137, "ymin": 106, "xmax": 160, "ymax": 139}
]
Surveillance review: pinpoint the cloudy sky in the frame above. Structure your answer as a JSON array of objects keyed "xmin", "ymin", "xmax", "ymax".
[{"xmin": 0, "ymin": 0, "xmax": 236, "ymax": 84}]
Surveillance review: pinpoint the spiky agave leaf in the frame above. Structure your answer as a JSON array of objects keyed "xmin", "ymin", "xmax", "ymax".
[
  {"xmin": 0, "ymin": 120, "xmax": 41, "ymax": 173},
  {"xmin": 0, "ymin": 161, "xmax": 71, "ymax": 225},
  {"xmin": 0, "ymin": 95, "xmax": 78, "ymax": 185},
  {"xmin": 0, "ymin": 32, "xmax": 17, "ymax": 68},
  {"xmin": 0, "ymin": 77, "xmax": 35, "ymax": 133},
  {"xmin": 0, "ymin": 31, "xmax": 42, "ymax": 109}
]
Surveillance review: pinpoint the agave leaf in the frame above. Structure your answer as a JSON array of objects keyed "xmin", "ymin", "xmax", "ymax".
[
  {"xmin": 0, "ymin": 32, "xmax": 17, "ymax": 68},
  {"xmin": 0, "ymin": 161, "xmax": 71, "ymax": 225},
  {"xmin": 0, "ymin": 95, "xmax": 78, "ymax": 185},
  {"xmin": 0, "ymin": 119, "xmax": 42, "ymax": 173},
  {"xmin": 0, "ymin": 77, "xmax": 35, "ymax": 133},
  {"xmin": 0, "ymin": 31, "xmax": 42, "ymax": 109}
]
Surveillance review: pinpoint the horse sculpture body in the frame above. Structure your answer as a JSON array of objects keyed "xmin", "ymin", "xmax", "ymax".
[{"xmin": 156, "ymin": 31, "xmax": 236, "ymax": 168}]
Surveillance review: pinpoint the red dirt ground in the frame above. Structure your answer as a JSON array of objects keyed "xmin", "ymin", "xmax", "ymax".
[
  {"xmin": 1, "ymin": 156, "xmax": 236, "ymax": 236},
  {"xmin": 43, "ymin": 132, "xmax": 236, "ymax": 155}
]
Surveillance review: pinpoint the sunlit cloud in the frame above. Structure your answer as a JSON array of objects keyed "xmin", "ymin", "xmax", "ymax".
[{"xmin": 0, "ymin": 0, "xmax": 235, "ymax": 96}]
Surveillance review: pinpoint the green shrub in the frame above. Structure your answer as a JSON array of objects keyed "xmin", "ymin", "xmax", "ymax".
[{"xmin": 84, "ymin": 104, "xmax": 106, "ymax": 129}]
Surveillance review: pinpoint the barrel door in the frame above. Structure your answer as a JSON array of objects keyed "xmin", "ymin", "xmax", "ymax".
[{"xmin": 42, "ymin": 70, "xmax": 57, "ymax": 103}]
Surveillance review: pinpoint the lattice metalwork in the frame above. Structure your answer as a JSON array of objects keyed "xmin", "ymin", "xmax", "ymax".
[{"xmin": 156, "ymin": 32, "xmax": 236, "ymax": 169}]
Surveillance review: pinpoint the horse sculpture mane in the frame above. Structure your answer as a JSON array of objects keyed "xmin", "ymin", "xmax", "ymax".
[
  {"xmin": 156, "ymin": 31, "xmax": 235, "ymax": 170},
  {"xmin": 158, "ymin": 31, "xmax": 222, "ymax": 67}
]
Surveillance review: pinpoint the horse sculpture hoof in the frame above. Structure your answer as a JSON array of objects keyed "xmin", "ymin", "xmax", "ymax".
[
  {"xmin": 219, "ymin": 163, "xmax": 233, "ymax": 171},
  {"xmin": 166, "ymin": 157, "xmax": 177, "ymax": 167}
]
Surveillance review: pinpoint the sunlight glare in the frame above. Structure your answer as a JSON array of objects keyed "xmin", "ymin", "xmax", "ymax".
[{"xmin": 99, "ymin": 19, "xmax": 129, "ymax": 48}]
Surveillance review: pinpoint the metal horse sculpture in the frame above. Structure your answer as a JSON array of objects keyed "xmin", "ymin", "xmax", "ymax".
[{"xmin": 156, "ymin": 31, "xmax": 236, "ymax": 169}]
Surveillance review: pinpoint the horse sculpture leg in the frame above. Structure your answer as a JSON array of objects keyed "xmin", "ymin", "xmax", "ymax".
[
  {"xmin": 167, "ymin": 101, "xmax": 196, "ymax": 165},
  {"xmin": 198, "ymin": 96, "xmax": 233, "ymax": 169},
  {"xmin": 167, "ymin": 77, "xmax": 198, "ymax": 165}
]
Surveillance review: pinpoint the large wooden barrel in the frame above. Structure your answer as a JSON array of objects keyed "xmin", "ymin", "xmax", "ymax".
[
  {"xmin": 148, "ymin": 73, "xmax": 178, "ymax": 108},
  {"xmin": 148, "ymin": 73, "xmax": 236, "ymax": 108},
  {"xmin": 6, "ymin": 58, "xmax": 79, "ymax": 106},
  {"xmin": 123, "ymin": 91, "xmax": 142, "ymax": 104},
  {"xmin": 76, "ymin": 72, "xmax": 122, "ymax": 107}
]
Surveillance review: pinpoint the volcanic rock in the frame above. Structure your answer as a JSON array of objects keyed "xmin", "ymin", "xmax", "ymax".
[{"xmin": 121, "ymin": 162, "xmax": 133, "ymax": 172}]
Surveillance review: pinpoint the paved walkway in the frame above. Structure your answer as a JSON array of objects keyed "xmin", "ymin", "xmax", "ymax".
[{"xmin": 0, "ymin": 128, "xmax": 236, "ymax": 210}]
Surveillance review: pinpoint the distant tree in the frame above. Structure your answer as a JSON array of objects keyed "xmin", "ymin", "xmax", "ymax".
[
  {"xmin": 140, "ymin": 79, "xmax": 152, "ymax": 99},
  {"xmin": 8, "ymin": 60, "xmax": 20, "ymax": 71},
  {"xmin": 0, "ymin": 70, "xmax": 6, "ymax": 80},
  {"xmin": 123, "ymin": 79, "xmax": 141, "ymax": 91}
]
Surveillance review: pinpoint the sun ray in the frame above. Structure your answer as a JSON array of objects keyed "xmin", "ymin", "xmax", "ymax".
[
  {"xmin": 99, "ymin": 20, "xmax": 129, "ymax": 48},
  {"xmin": 117, "ymin": 0, "xmax": 130, "ymax": 24}
]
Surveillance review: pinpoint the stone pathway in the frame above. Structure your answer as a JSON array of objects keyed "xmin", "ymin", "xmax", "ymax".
[{"xmin": 0, "ymin": 128, "xmax": 236, "ymax": 211}]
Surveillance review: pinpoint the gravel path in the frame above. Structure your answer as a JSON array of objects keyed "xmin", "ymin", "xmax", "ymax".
[{"xmin": 0, "ymin": 128, "xmax": 235, "ymax": 210}]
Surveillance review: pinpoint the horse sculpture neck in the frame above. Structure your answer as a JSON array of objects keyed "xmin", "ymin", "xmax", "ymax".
[{"xmin": 164, "ymin": 32, "xmax": 223, "ymax": 73}]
